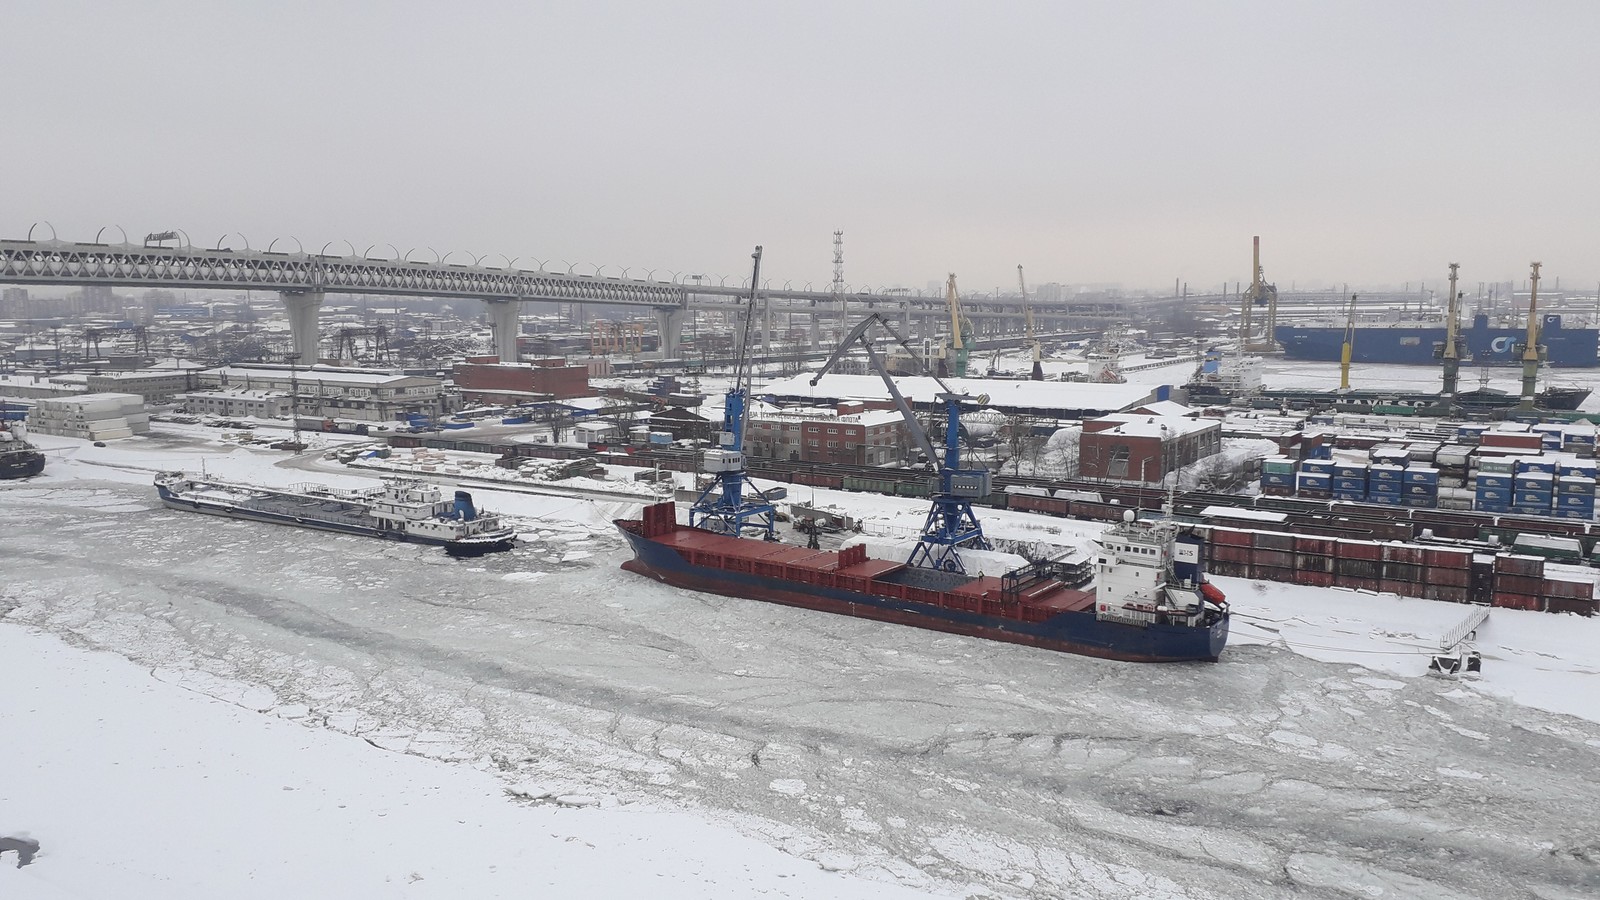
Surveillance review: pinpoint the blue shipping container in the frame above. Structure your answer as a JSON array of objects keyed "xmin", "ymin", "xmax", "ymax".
[
  {"xmin": 1301, "ymin": 460, "xmax": 1335, "ymax": 474},
  {"xmin": 1333, "ymin": 477, "xmax": 1368, "ymax": 491},
  {"xmin": 1403, "ymin": 469, "xmax": 1440, "ymax": 484},
  {"xmin": 1475, "ymin": 475, "xmax": 1511, "ymax": 489},
  {"xmin": 1476, "ymin": 488, "xmax": 1509, "ymax": 503}
]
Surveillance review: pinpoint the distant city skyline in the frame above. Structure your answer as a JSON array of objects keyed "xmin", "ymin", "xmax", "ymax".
[{"xmin": 4, "ymin": 1, "xmax": 1597, "ymax": 294}]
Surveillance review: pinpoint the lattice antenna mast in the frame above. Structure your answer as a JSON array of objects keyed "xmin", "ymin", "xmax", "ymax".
[{"xmin": 832, "ymin": 230, "xmax": 845, "ymax": 332}]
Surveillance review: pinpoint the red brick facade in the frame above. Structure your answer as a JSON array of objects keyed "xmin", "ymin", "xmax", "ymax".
[{"xmin": 454, "ymin": 357, "xmax": 590, "ymax": 403}]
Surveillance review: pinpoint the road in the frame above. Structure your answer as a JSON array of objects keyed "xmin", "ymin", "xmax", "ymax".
[{"xmin": 2, "ymin": 476, "xmax": 1598, "ymax": 899}]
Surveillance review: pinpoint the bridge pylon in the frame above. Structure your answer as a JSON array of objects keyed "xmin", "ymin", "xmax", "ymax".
[
  {"xmin": 281, "ymin": 290, "xmax": 324, "ymax": 365},
  {"xmin": 487, "ymin": 299, "xmax": 522, "ymax": 363}
]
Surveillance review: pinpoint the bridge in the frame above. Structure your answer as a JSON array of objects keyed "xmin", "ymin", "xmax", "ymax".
[{"xmin": 0, "ymin": 236, "xmax": 1141, "ymax": 364}]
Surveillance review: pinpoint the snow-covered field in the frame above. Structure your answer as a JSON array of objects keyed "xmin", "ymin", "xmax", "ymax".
[{"xmin": 4, "ymin": 428, "xmax": 1600, "ymax": 899}]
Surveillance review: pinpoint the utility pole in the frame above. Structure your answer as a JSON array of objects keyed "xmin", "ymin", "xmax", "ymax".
[{"xmin": 286, "ymin": 351, "xmax": 303, "ymax": 446}]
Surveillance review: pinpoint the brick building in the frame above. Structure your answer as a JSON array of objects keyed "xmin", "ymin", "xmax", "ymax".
[
  {"xmin": 1078, "ymin": 414, "xmax": 1221, "ymax": 483},
  {"xmin": 453, "ymin": 356, "xmax": 590, "ymax": 404},
  {"xmin": 746, "ymin": 402, "xmax": 907, "ymax": 465}
]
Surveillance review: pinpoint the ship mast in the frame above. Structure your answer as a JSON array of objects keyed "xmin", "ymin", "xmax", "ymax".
[{"xmin": 1518, "ymin": 261, "xmax": 1543, "ymax": 409}]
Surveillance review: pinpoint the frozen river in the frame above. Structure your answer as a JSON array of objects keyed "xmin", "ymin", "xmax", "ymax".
[{"xmin": 4, "ymin": 475, "xmax": 1599, "ymax": 899}]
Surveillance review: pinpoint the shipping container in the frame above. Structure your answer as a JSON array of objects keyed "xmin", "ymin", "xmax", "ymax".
[
  {"xmin": 1336, "ymin": 558, "xmax": 1381, "ymax": 579},
  {"xmin": 1492, "ymin": 592, "xmax": 1543, "ymax": 611},
  {"xmin": 1546, "ymin": 597, "xmax": 1597, "ymax": 615},
  {"xmin": 1424, "ymin": 565, "xmax": 1473, "ymax": 588},
  {"xmin": 1253, "ymin": 532, "xmax": 1295, "ymax": 552}
]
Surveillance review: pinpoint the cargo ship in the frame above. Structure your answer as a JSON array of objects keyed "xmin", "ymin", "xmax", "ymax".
[
  {"xmin": 1275, "ymin": 313, "xmax": 1599, "ymax": 367},
  {"xmin": 0, "ymin": 425, "xmax": 45, "ymax": 480},
  {"xmin": 155, "ymin": 473, "xmax": 516, "ymax": 556},
  {"xmin": 617, "ymin": 502, "xmax": 1230, "ymax": 662}
]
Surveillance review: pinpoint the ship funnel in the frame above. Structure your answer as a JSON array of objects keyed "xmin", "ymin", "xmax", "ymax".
[{"xmin": 453, "ymin": 490, "xmax": 478, "ymax": 521}]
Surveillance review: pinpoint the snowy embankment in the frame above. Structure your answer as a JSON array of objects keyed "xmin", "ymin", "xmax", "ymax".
[{"xmin": 1223, "ymin": 576, "xmax": 1600, "ymax": 725}]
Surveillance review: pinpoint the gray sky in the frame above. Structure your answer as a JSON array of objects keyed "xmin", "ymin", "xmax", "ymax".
[{"xmin": 4, "ymin": 1, "xmax": 1597, "ymax": 294}]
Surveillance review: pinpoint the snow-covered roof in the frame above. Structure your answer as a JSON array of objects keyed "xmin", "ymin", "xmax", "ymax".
[
  {"xmin": 1131, "ymin": 400, "xmax": 1195, "ymax": 417},
  {"xmin": 1089, "ymin": 414, "xmax": 1217, "ymax": 438},
  {"xmin": 758, "ymin": 373, "xmax": 1156, "ymax": 415}
]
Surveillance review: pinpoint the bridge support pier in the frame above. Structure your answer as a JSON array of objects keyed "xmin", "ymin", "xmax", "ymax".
[
  {"xmin": 281, "ymin": 290, "xmax": 324, "ymax": 364},
  {"xmin": 655, "ymin": 306, "xmax": 685, "ymax": 358},
  {"xmin": 487, "ymin": 299, "xmax": 521, "ymax": 363}
]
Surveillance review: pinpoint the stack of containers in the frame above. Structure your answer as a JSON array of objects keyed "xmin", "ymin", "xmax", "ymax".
[
  {"xmin": 1434, "ymin": 444, "xmax": 1474, "ymax": 509},
  {"xmin": 1297, "ymin": 457, "xmax": 1333, "ymax": 499},
  {"xmin": 1554, "ymin": 459, "xmax": 1597, "ymax": 519},
  {"xmin": 1474, "ymin": 457, "xmax": 1513, "ymax": 513},
  {"xmin": 1531, "ymin": 423, "xmax": 1565, "ymax": 452},
  {"xmin": 1367, "ymin": 462, "xmax": 1405, "ymax": 505},
  {"xmin": 1332, "ymin": 460, "xmax": 1368, "ymax": 501},
  {"xmin": 1512, "ymin": 458, "xmax": 1556, "ymax": 516},
  {"xmin": 1561, "ymin": 423, "xmax": 1597, "ymax": 457},
  {"xmin": 1403, "ymin": 465, "xmax": 1439, "ymax": 508},
  {"xmin": 1491, "ymin": 553, "xmax": 1546, "ymax": 610},
  {"xmin": 1260, "ymin": 457, "xmax": 1295, "ymax": 496}
]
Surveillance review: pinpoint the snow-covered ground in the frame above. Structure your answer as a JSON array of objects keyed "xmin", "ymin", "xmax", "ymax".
[{"xmin": 5, "ymin": 427, "xmax": 1600, "ymax": 899}]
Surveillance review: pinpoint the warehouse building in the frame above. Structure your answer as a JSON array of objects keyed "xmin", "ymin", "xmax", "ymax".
[
  {"xmin": 197, "ymin": 365, "xmax": 444, "ymax": 422},
  {"xmin": 1078, "ymin": 414, "xmax": 1222, "ymax": 483}
]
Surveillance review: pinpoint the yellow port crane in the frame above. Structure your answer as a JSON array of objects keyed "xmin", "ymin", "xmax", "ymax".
[
  {"xmin": 942, "ymin": 273, "xmax": 973, "ymax": 378},
  {"xmin": 1017, "ymin": 264, "xmax": 1043, "ymax": 380},
  {"xmin": 1339, "ymin": 290, "xmax": 1358, "ymax": 391}
]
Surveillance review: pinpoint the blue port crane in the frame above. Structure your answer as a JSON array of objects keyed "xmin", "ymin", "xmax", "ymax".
[
  {"xmin": 688, "ymin": 246, "xmax": 777, "ymax": 539},
  {"xmin": 811, "ymin": 314, "xmax": 993, "ymax": 573}
]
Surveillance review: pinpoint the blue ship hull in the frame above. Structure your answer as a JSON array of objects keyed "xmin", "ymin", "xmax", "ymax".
[
  {"xmin": 1275, "ymin": 314, "xmax": 1598, "ymax": 367},
  {"xmin": 618, "ymin": 526, "xmax": 1228, "ymax": 662}
]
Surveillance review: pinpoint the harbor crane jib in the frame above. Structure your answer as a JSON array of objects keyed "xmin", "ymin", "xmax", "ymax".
[
  {"xmin": 1018, "ymin": 264, "xmax": 1043, "ymax": 381},
  {"xmin": 811, "ymin": 313, "xmax": 993, "ymax": 573},
  {"xmin": 941, "ymin": 273, "xmax": 974, "ymax": 378},
  {"xmin": 689, "ymin": 246, "xmax": 777, "ymax": 540}
]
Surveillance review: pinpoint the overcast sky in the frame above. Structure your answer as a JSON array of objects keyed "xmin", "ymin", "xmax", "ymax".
[{"xmin": 4, "ymin": 1, "xmax": 1597, "ymax": 294}]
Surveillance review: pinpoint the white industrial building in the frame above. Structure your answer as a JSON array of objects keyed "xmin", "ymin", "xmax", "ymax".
[
  {"xmin": 196, "ymin": 365, "xmax": 445, "ymax": 422},
  {"xmin": 29, "ymin": 393, "xmax": 150, "ymax": 441},
  {"xmin": 176, "ymin": 389, "xmax": 292, "ymax": 420}
]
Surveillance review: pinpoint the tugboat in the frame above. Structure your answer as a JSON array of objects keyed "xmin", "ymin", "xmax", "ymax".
[
  {"xmin": 154, "ymin": 473, "xmax": 517, "ymax": 555},
  {"xmin": 0, "ymin": 422, "xmax": 46, "ymax": 480}
]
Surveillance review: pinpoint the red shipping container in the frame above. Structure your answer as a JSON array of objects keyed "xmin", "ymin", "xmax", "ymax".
[
  {"xmin": 1337, "ymin": 540, "xmax": 1384, "ymax": 560},
  {"xmin": 1493, "ymin": 554, "xmax": 1546, "ymax": 577},
  {"xmin": 1541, "ymin": 578, "xmax": 1595, "ymax": 600},
  {"xmin": 1295, "ymin": 536, "xmax": 1337, "ymax": 555},
  {"xmin": 1496, "ymin": 574, "xmax": 1544, "ymax": 596},
  {"xmin": 1492, "ymin": 592, "xmax": 1542, "ymax": 611},
  {"xmin": 1380, "ymin": 579, "xmax": 1425, "ymax": 597},
  {"xmin": 1212, "ymin": 528, "xmax": 1254, "ymax": 547},
  {"xmin": 1382, "ymin": 562, "xmax": 1424, "ymax": 583},
  {"xmin": 1425, "ymin": 566, "xmax": 1473, "ymax": 588},
  {"xmin": 1294, "ymin": 570, "xmax": 1336, "ymax": 587},
  {"xmin": 1424, "ymin": 548, "xmax": 1473, "ymax": 568},
  {"xmin": 1381, "ymin": 544, "xmax": 1425, "ymax": 564},
  {"xmin": 1343, "ymin": 577, "xmax": 1383, "ymax": 592},
  {"xmin": 1422, "ymin": 584, "xmax": 1472, "ymax": 603},
  {"xmin": 1547, "ymin": 597, "xmax": 1597, "ymax": 616}
]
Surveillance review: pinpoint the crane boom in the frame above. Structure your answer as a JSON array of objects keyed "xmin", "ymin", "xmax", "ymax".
[
  {"xmin": 1339, "ymin": 291, "xmax": 1358, "ymax": 391},
  {"xmin": 810, "ymin": 313, "xmax": 992, "ymax": 573},
  {"xmin": 1017, "ymin": 264, "xmax": 1043, "ymax": 380}
]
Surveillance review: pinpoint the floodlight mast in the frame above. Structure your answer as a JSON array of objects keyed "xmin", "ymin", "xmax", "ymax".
[{"xmin": 811, "ymin": 313, "xmax": 993, "ymax": 573}]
